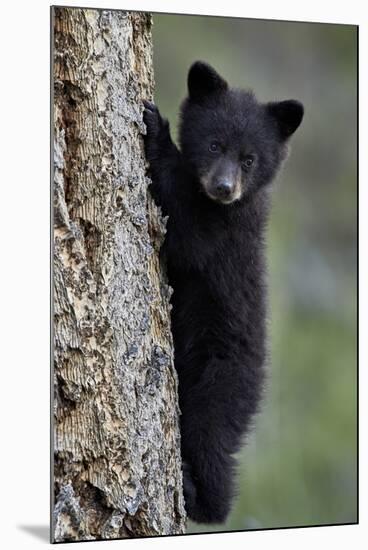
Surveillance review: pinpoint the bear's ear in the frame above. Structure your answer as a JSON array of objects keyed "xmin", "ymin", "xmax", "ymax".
[
  {"xmin": 188, "ymin": 61, "xmax": 228, "ymax": 101},
  {"xmin": 266, "ymin": 100, "xmax": 304, "ymax": 139}
]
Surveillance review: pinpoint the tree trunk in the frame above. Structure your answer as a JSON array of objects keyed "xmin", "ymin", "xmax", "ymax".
[{"xmin": 52, "ymin": 7, "xmax": 186, "ymax": 542}]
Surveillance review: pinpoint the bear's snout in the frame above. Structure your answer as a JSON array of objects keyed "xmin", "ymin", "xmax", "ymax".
[{"xmin": 214, "ymin": 179, "xmax": 234, "ymax": 199}]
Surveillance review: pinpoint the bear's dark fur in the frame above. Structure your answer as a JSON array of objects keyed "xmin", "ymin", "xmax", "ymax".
[{"xmin": 143, "ymin": 61, "xmax": 303, "ymax": 524}]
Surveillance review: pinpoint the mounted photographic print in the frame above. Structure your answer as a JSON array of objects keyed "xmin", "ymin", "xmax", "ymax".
[{"xmin": 51, "ymin": 5, "xmax": 358, "ymax": 543}]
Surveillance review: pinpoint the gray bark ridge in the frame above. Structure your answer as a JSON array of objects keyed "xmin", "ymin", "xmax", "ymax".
[{"xmin": 52, "ymin": 7, "xmax": 186, "ymax": 541}]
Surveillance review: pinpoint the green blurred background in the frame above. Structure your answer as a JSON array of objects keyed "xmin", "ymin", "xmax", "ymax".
[{"xmin": 151, "ymin": 14, "xmax": 357, "ymax": 533}]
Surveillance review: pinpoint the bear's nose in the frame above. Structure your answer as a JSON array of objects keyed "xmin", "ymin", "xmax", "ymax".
[{"xmin": 215, "ymin": 180, "xmax": 233, "ymax": 197}]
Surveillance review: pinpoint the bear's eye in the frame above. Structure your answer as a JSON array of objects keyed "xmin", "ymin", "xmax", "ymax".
[
  {"xmin": 209, "ymin": 141, "xmax": 221, "ymax": 153},
  {"xmin": 241, "ymin": 155, "xmax": 255, "ymax": 169}
]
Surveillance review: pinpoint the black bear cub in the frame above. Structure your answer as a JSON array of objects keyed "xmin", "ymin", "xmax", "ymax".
[{"xmin": 143, "ymin": 61, "xmax": 303, "ymax": 524}]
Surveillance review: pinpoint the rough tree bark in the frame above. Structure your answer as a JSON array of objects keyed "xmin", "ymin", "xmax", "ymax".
[{"xmin": 52, "ymin": 7, "xmax": 186, "ymax": 542}]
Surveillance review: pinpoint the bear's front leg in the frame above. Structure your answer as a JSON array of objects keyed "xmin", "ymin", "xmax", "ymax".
[
  {"xmin": 143, "ymin": 100, "xmax": 171, "ymax": 163},
  {"xmin": 142, "ymin": 101, "xmax": 181, "ymax": 212}
]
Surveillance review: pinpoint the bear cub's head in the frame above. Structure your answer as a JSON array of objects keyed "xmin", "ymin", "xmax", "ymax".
[{"xmin": 179, "ymin": 61, "xmax": 304, "ymax": 205}]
